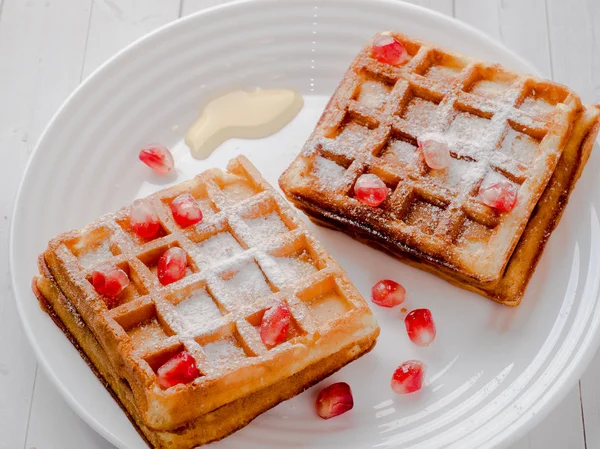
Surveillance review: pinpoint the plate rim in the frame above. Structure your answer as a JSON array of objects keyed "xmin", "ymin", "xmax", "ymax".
[{"xmin": 10, "ymin": 0, "xmax": 600, "ymax": 448}]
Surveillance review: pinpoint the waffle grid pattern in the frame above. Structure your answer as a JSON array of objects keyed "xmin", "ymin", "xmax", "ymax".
[
  {"xmin": 46, "ymin": 156, "xmax": 372, "ymax": 429},
  {"xmin": 283, "ymin": 32, "xmax": 582, "ymax": 282}
]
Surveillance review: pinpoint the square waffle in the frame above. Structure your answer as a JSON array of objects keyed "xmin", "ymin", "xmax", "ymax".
[
  {"xmin": 33, "ymin": 156, "xmax": 379, "ymax": 448},
  {"xmin": 280, "ymin": 31, "xmax": 600, "ymax": 306}
]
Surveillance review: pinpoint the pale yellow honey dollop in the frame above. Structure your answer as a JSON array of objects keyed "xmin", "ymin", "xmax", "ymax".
[{"xmin": 185, "ymin": 88, "xmax": 304, "ymax": 159}]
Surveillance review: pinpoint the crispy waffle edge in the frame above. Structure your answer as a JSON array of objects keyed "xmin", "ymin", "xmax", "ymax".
[
  {"xmin": 33, "ymin": 255, "xmax": 378, "ymax": 449},
  {"xmin": 281, "ymin": 104, "xmax": 600, "ymax": 306},
  {"xmin": 32, "ymin": 156, "xmax": 379, "ymax": 432}
]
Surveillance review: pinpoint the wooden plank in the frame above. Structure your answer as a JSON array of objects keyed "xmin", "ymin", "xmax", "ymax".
[
  {"xmin": 24, "ymin": 0, "xmax": 179, "ymax": 445},
  {"xmin": 509, "ymin": 437, "xmax": 531, "ymax": 449},
  {"xmin": 402, "ymin": 0, "xmax": 453, "ymax": 16},
  {"xmin": 527, "ymin": 386, "xmax": 586, "ymax": 449},
  {"xmin": 26, "ymin": 371, "xmax": 115, "ymax": 449},
  {"xmin": 0, "ymin": 0, "xmax": 92, "ymax": 447},
  {"xmin": 81, "ymin": 0, "xmax": 180, "ymax": 79},
  {"xmin": 183, "ymin": 0, "xmax": 453, "ymax": 19},
  {"xmin": 547, "ymin": 3, "xmax": 600, "ymax": 446},
  {"xmin": 455, "ymin": 0, "xmax": 551, "ymax": 76},
  {"xmin": 546, "ymin": 0, "xmax": 599, "ymax": 103},
  {"xmin": 457, "ymin": 2, "xmax": 586, "ymax": 448},
  {"xmin": 581, "ymin": 351, "xmax": 600, "ymax": 449},
  {"xmin": 181, "ymin": 0, "xmax": 231, "ymax": 16}
]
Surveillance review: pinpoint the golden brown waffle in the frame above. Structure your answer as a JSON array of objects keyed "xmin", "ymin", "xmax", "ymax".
[
  {"xmin": 280, "ymin": 31, "xmax": 600, "ymax": 306},
  {"xmin": 34, "ymin": 156, "xmax": 379, "ymax": 447}
]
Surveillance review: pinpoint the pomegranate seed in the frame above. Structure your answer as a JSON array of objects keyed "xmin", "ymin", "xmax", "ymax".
[
  {"xmin": 315, "ymin": 382, "xmax": 354, "ymax": 419},
  {"xmin": 129, "ymin": 199, "xmax": 160, "ymax": 239},
  {"xmin": 479, "ymin": 181, "xmax": 518, "ymax": 212},
  {"xmin": 260, "ymin": 301, "xmax": 291, "ymax": 346},
  {"xmin": 371, "ymin": 279, "xmax": 406, "ymax": 308},
  {"xmin": 139, "ymin": 144, "xmax": 174, "ymax": 174},
  {"xmin": 371, "ymin": 34, "xmax": 409, "ymax": 66},
  {"xmin": 391, "ymin": 360, "xmax": 426, "ymax": 394},
  {"xmin": 157, "ymin": 247, "xmax": 188, "ymax": 285},
  {"xmin": 405, "ymin": 308, "xmax": 436, "ymax": 347},
  {"xmin": 91, "ymin": 265, "xmax": 129, "ymax": 304},
  {"xmin": 354, "ymin": 174, "xmax": 388, "ymax": 207},
  {"xmin": 418, "ymin": 134, "xmax": 451, "ymax": 170},
  {"xmin": 171, "ymin": 193, "xmax": 203, "ymax": 228},
  {"xmin": 157, "ymin": 351, "xmax": 200, "ymax": 389}
]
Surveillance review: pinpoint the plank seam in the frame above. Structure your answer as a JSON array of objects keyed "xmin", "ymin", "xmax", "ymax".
[
  {"xmin": 78, "ymin": 0, "xmax": 95, "ymax": 82},
  {"xmin": 579, "ymin": 381, "xmax": 588, "ymax": 449},
  {"xmin": 544, "ymin": 0, "xmax": 555, "ymax": 79},
  {"xmin": 21, "ymin": 365, "xmax": 38, "ymax": 449}
]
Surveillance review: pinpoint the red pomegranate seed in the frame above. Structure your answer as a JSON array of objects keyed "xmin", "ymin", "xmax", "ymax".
[
  {"xmin": 391, "ymin": 360, "xmax": 426, "ymax": 394},
  {"xmin": 479, "ymin": 181, "xmax": 518, "ymax": 212},
  {"xmin": 171, "ymin": 193, "xmax": 203, "ymax": 228},
  {"xmin": 260, "ymin": 301, "xmax": 291, "ymax": 346},
  {"xmin": 354, "ymin": 173, "xmax": 388, "ymax": 207},
  {"xmin": 139, "ymin": 144, "xmax": 174, "ymax": 174},
  {"xmin": 405, "ymin": 308, "xmax": 436, "ymax": 347},
  {"xmin": 315, "ymin": 382, "xmax": 354, "ymax": 419},
  {"xmin": 418, "ymin": 134, "xmax": 451, "ymax": 170},
  {"xmin": 157, "ymin": 351, "xmax": 200, "ymax": 389},
  {"xmin": 157, "ymin": 247, "xmax": 188, "ymax": 285},
  {"xmin": 371, "ymin": 279, "xmax": 406, "ymax": 308},
  {"xmin": 91, "ymin": 265, "xmax": 129, "ymax": 304},
  {"xmin": 371, "ymin": 34, "xmax": 409, "ymax": 66},
  {"xmin": 129, "ymin": 199, "xmax": 160, "ymax": 239}
]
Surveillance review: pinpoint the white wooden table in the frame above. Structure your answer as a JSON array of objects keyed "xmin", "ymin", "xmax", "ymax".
[{"xmin": 1, "ymin": 1, "xmax": 599, "ymax": 448}]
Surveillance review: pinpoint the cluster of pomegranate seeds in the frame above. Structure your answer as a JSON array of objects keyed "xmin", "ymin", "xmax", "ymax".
[
  {"xmin": 417, "ymin": 134, "xmax": 451, "ymax": 170},
  {"xmin": 369, "ymin": 278, "xmax": 436, "ymax": 394},
  {"xmin": 315, "ymin": 382, "xmax": 354, "ymax": 419},
  {"xmin": 371, "ymin": 34, "xmax": 409, "ymax": 66},
  {"xmin": 405, "ymin": 308, "xmax": 436, "ymax": 347},
  {"xmin": 171, "ymin": 193, "xmax": 203, "ymax": 228},
  {"xmin": 259, "ymin": 301, "xmax": 291, "ymax": 346},
  {"xmin": 157, "ymin": 247, "xmax": 188, "ymax": 285},
  {"xmin": 479, "ymin": 181, "xmax": 518, "ymax": 212},
  {"xmin": 371, "ymin": 279, "xmax": 406, "ymax": 308},
  {"xmin": 157, "ymin": 351, "xmax": 200, "ymax": 389},
  {"xmin": 129, "ymin": 199, "xmax": 160, "ymax": 239},
  {"xmin": 139, "ymin": 144, "xmax": 174, "ymax": 174},
  {"xmin": 354, "ymin": 173, "xmax": 388, "ymax": 207},
  {"xmin": 91, "ymin": 264, "xmax": 129, "ymax": 305},
  {"xmin": 391, "ymin": 360, "xmax": 426, "ymax": 394}
]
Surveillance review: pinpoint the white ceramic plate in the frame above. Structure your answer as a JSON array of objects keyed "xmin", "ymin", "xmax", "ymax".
[{"xmin": 11, "ymin": 0, "xmax": 600, "ymax": 448}]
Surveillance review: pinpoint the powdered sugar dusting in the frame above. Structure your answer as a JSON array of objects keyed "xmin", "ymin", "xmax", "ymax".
[
  {"xmin": 220, "ymin": 262, "xmax": 272, "ymax": 307},
  {"xmin": 469, "ymin": 79, "xmax": 511, "ymax": 99},
  {"xmin": 404, "ymin": 200, "xmax": 444, "ymax": 234},
  {"xmin": 77, "ymin": 239, "xmax": 113, "ymax": 268},
  {"xmin": 444, "ymin": 112, "xmax": 492, "ymax": 144},
  {"xmin": 427, "ymin": 156, "xmax": 473, "ymax": 188},
  {"xmin": 203, "ymin": 336, "xmax": 246, "ymax": 364},
  {"xmin": 321, "ymin": 122, "xmax": 371, "ymax": 158},
  {"xmin": 402, "ymin": 97, "xmax": 440, "ymax": 132},
  {"xmin": 312, "ymin": 156, "xmax": 346, "ymax": 189},
  {"xmin": 500, "ymin": 127, "xmax": 539, "ymax": 164},
  {"xmin": 176, "ymin": 289, "xmax": 223, "ymax": 333},
  {"xmin": 381, "ymin": 138, "xmax": 418, "ymax": 165},
  {"xmin": 480, "ymin": 169, "xmax": 516, "ymax": 190},
  {"xmin": 196, "ymin": 232, "xmax": 244, "ymax": 267},
  {"xmin": 245, "ymin": 212, "xmax": 289, "ymax": 244},
  {"xmin": 425, "ymin": 64, "xmax": 461, "ymax": 82},
  {"xmin": 276, "ymin": 252, "xmax": 318, "ymax": 283},
  {"xmin": 520, "ymin": 96, "xmax": 556, "ymax": 117},
  {"xmin": 357, "ymin": 80, "xmax": 390, "ymax": 110},
  {"xmin": 127, "ymin": 319, "xmax": 167, "ymax": 352}
]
